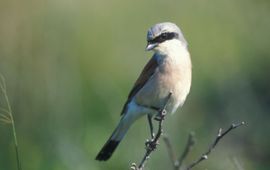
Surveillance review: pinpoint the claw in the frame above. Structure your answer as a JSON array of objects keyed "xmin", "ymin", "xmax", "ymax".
[{"xmin": 145, "ymin": 139, "xmax": 159, "ymax": 151}]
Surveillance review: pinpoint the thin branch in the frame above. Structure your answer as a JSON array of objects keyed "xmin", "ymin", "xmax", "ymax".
[
  {"xmin": 131, "ymin": 92, "xmax": 172, "ymax": 170},
  {"xmin": 177, "ymin": 132, "xmax": 195, "ymax": 168},
  {"xmin": 0, "ymin": 74, "xmax": 22, "ymax": 170},
  {"xmin": 163, "ymin": 135, "xmax": 177, "ymax": 169},
  {"xmin": 0, "ymin": 117, "xmax": 12, "ymax": 124},
  {"xmin": 164, "ymin": 132, "xmax": 195, "ymax": 170},
  {"xmin": 0, "ymin": 113, "xmax": 11, "ymax": 120},
  {"xmin": 163, "ymin": 132, "xmax": 195, "ymax": 170},
  {"xmin": 185, "ymin": 122, "xmax": 245, "ymax": 170},
  {"xmin": 0, "ymin": 74, "xmax": 6, "ymax": 91}
]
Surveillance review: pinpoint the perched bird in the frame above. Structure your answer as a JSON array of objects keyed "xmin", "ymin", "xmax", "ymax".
[{"xmin": 96, "ymin": 22, "xmax": 192, "ymax": 161}]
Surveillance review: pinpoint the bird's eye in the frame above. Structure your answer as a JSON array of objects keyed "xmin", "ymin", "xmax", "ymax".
[
  {"xmin": 149, "ymin": 32, "xmax": 177, "ymax": 44},
  {"xmin": 161, "ymin": 33, "xmax": 168, "ymax": 40}
]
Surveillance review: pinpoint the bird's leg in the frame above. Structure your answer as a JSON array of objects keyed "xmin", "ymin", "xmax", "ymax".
[
  {"xmin": 154, "ymin": 92, "xmax": 172, "ymax": 121},
  {"xmin": 145, "ymin": 115, "xmax": 155, "ymax": 150},
  {"xmin": 154, "ymin": 108, "xmax": 167, "ymax": 121},
  {"xmin": 140, "ymin": 92, "xmax": 173, "ymax": 169},
  {"xmin": 147, "ymin": 115, "xmax": 155, "ymax": 139}
]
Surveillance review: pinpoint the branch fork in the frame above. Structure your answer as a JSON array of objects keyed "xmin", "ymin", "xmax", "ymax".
[{"xmin": 163, "ymin": 122, "xmax": 245, "ymax": 170}]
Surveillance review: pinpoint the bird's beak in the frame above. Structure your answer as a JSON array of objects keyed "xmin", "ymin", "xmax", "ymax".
[{"xmin": 146, "ymin": 43, "xmax": 158, "ymax": 51}]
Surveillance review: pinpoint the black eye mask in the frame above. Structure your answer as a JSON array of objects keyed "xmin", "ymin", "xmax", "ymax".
[{"xmin": 148, "ymin": 32, "xmax": 178, "ymax": 44}]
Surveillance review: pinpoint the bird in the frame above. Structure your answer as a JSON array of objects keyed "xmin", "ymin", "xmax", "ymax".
[{"xmin": 96, "ymin": 22, "xmax": 192, "ymax": 161}]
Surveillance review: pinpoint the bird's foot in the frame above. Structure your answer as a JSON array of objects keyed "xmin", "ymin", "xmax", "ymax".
[
  {"xmin": 154, "ymin": 109, "xmax": 167, "ymax": 121},
  {"xmin": 145, "ymin": 139, "xmax": 159, "ymax": 151}
]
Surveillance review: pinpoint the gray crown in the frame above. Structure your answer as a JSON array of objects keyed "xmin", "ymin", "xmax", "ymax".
[{"xmin": 147, "ymin": 22, "xmax": 187, "ymax": 46}]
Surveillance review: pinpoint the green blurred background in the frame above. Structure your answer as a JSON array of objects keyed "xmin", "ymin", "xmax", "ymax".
[{"xmin": 0, "ymin": 0, "xmax": 270, "ymax": 169}]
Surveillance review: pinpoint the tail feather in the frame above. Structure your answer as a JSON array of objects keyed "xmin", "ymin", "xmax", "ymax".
[
  {"xmin": 95, "ymin": 140, "xmax": 120, "ymax": 161},
  {"xmin": 96, "ymin": 115, "xmax": 133, "ymax": 161},
  {"xmin": 96, "ymin": 117, "xmax": 132, "ymax": 161}
]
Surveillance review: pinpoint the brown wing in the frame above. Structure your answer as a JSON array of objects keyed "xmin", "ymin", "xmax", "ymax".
[{"xmin": 121, "ymin": 55, "xmax": 159, "ymax": 115}]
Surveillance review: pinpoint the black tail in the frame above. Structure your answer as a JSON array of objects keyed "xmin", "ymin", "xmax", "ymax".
[
  {"xmin": 96, "ymin": 113, "xmax": 134, "ymax": 161},
  {"xmin": 95, "ymin": 140, "xmax": 120, "ymax": 161}
]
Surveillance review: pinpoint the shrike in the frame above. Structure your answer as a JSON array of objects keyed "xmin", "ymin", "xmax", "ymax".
[{"xmin": 96, "ymin": 22, "xmax": 192, "ymax": 161}]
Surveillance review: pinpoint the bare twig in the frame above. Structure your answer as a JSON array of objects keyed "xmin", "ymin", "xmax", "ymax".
[
  {"xmin": 0, "ymin": 74, "xmax": 22, "ymax": 170},
  {"xmin": 163, "ymin": 135, "xmax": 177, "ymax": 169},
  {"xmin": 163, "ymin": 122, "xmax": 245, "ymax": 170},
  {"xmin": 0, "ymin": 113, "xmax": 12, "ymax": 124},
  {"xmin": 163, "ymin": 132, "xmax": 195, "ymax": 170},
  {"xmin": 185, "ymin": 122, "xmax": 245, "ymax": 170},
  {"xmin": 131, "ymin": 92, "xmax": 172, "ymax": 170},
  {"xmin": 177, "ymin": 132, "xmax": 195, "ymax": 168}
]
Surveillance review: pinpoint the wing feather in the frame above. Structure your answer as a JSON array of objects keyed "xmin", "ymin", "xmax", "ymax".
[{"xmin": 120, "ymin": 55, "xmax": 159, "ymax": 115}]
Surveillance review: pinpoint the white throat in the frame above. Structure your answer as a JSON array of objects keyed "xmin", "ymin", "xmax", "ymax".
[
  {"xmin": 154, "ymin": 39, "xmax": 191, "ymax": 66},
  {"xmin": 154, "ymin": 39, "xmax": 187, "ymax": 56}
]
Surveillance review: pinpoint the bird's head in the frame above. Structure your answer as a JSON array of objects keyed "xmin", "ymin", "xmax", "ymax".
[{"xmin": 146, "ymin": 22, "xmax": 188, "ymax": 55}]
